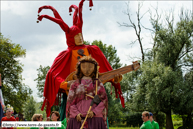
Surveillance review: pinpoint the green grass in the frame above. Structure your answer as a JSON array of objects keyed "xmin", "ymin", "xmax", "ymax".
[
  {"xmin": 110, "ymin": 127, "xmax": 138, "ymax": 129},
  {"xmin": 109, "ymin": 126, "xmax": 181, "ymax": 129}
]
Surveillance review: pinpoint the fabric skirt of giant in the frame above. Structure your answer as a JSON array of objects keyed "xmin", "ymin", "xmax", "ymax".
[{"xmin": 66, "ymin": 117, "xmax": 106, "ymax": 129}]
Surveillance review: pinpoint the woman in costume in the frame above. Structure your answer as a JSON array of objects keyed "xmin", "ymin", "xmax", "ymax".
[{"xmin": 66, "ymin": 56, "xmax": 108, "ymax": 129}]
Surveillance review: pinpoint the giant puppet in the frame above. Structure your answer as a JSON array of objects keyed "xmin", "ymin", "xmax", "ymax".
[
  {"xmin": 37, "ymin": 0, "xmax": 125, "ymax": 119},
  {"xmin": 66, "ymin": 56, "xmax": 108, "ymax": 129}
]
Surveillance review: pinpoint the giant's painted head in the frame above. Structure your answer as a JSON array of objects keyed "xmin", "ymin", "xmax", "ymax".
[{"xmin": 37, "ymin": 0, "xmax": 93, "ymax": 49}]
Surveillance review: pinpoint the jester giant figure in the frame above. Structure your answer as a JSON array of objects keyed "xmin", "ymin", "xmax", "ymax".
[{"xmin": 37, "ymin": 0, "xmax": 125, "ymax": 121}]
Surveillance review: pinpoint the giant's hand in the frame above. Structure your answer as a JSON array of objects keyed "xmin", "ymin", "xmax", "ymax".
[
  {"xmin": 87, "ymin": 111, "xmax": 94, "ymax": 118},
  {"xmin": 67, "ymin": 80, "xmax": 76, "ymax": 89},
  {"xmin": 76, "ymin": 113, "xmax": 82, "ymax": 122}
]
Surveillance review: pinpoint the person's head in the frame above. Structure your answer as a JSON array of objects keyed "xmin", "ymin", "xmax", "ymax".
[
  {"xmin": 39, "ymin": 114, "xmax": 43, "ymax": 121},
  {"xmin": 6, "ymin": 109, "xmax": 13, "ymax": 117},
  {"xmin": 142, "ymin": 111, "xmax": 150, "ymax": 122},
  {"xmin": 74, "ymin": 33, "xmax": 83, "ymax": 46},
  {"xmin": 149, "ymin": 112, "xmax": 153, "ymax": 122},
  {"xmin": 51, "ymin": 111, "xmax": 60, "ymax": 121},
  {"xmin": 5, "ymin": 105, "xmax": 14, "ymax": 118},
  {"xmin": 31, "ymin": 114, "xmax": 43, "ymax": 121},
  {"xmin": 76, "ymin": 55, "xmax": 98, "ymax": 83}
]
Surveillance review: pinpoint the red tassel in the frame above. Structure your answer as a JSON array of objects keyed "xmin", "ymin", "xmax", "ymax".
[
  {"xmin": 41, "ymin": 99, "xmax": 46, "ymax": 111},
  {"xmin": 120, "ymin": 95, "xmax": 125, "ymax": 108},
  {"xmin": 89, "ymin": 0, "xmax": 93, "ymax": 7},
  {"xmin": 69, "ymin": 8, "xmax": 72, "ymax": 13}
]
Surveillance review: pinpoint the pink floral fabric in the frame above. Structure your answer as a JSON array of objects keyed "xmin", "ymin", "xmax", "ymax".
[{"xmin": 66, "ymin": 78, "xmax": 108, "ymax": 128}]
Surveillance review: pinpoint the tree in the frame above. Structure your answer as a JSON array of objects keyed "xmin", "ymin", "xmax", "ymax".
[
  {"xmin": 85, "ymin": 40, "xmax": 122, "ymax": 69},
  {"xmin": 23, "ymin": 95, "xmax": 36, "ymax": 121},
  {"xmin": 176, "ymin": 70, "xmax": 193, "ymax": 129},
  {"xmin": 35, "ymin": 102, "xmax": 47, "ymax": 120},
  {"xmin": 119, "ymin": 1, "xmax": 193, "ymax": 128},
  {"xmin": 132, "ymin": 61, "xmax": 183, "ymax": 129},
  {"xmin": 118, "ymin": 2, "xmax": 149, "ymax": 62},
  {"xmin": 0, "ymin": 33, "xmax": 32, "ymax": 113},
  {"xmin": 34, "ymin": 65, "xmax": 50, "ymax": 98},
  {"xmin": 131, "ymin": 8, "xmax": 193, "ymax": 129},
  {"xmin": 151, "ymin": 9, "xmax": 193, "ymax": 129}
]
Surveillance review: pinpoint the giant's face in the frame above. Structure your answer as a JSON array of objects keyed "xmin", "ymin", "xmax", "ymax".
[
  {"xmin": 80, "ymin": 62, "xmax": 95, "ymax": 77},
  {"xmin": 74, "ymin": 33, "xmax": 83, "ymax": 46}
]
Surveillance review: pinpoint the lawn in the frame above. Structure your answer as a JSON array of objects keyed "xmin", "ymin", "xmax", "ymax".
[{"xmin": 110, "ymin": 127, "xmax": 138, "ymax": 129}]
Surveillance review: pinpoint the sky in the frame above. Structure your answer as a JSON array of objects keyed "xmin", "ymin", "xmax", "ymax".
[{"xmin": 1, "ymin": 0, "xmax": 192, "ymax": 102}]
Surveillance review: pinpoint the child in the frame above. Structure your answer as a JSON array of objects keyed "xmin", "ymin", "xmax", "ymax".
[{"xmin": 1, "ymin": 105, "xmax": 16, "ymax": 129}]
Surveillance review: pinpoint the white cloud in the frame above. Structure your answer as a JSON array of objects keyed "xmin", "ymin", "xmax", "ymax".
[{"xmin": 2, "ymin": 1, "xmax": 38, "ymax": 16}]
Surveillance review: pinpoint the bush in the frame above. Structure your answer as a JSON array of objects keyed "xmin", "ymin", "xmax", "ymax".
[
  {"xmin": 155, "ymin": 112, "xmax": 166, "ymax": 129},
  {"xmin": 125, "ymin": 112, "xmax": 143, "ymax": 127}
]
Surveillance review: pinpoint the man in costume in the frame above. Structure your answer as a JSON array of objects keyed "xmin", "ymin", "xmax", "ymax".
[
  {"xmin": 66, "ymin": 56, "xmax": 108, "ymax": 129},
  {"xmin": 37, "ymin": 0, "xmax": 124, "ymax": 121}
]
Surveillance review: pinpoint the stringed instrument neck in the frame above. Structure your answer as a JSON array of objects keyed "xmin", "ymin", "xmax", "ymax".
[{"xmin": 99, "ymin": 62, "xmax": 140, "ymax": 83}]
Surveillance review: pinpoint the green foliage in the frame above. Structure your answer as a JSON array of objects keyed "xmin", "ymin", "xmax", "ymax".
[
  {"xmin": 34, "ymin": 65, "xmax": 50, "ymax": 98},
  {"xmin": 105, "ymin": 83, "xmax": 124, "ymax": 125},
  {"xmin": 128, "ymin": 8, "xmax": 193, "ymax": 129},
  {"xmin": 23, "ymin": 96, "xmax": 36, "ymax": 121},
  {"xmin": 35, "ymin": 102, "xmax": 47, "ymax": 120},
  {"xmin": 152, "ymin": 10, "xmax": 193, "ymax": 70},
  {"xmin": 109, "ymin": 127, "xmax": 139, "ymax": 129},
  {"xmin": 120, "ymin": 68, "xmax": 142, "ymax": 103},
  {"xmin": 0, "ymin": 33, "xmax": 32, "ymax": 113},
  {"xmin": 84, "ymin": 40, "xmax": 122, "ymax": 69},
  {"xmin": 133, "ymin": 61, "xmax": 183, "ymax": 113},
  {"xmin": 156, "ymin": 112, "xmax": 166, "ymax": 129},
  {"xmin": 125, "ymin": 112, "xmax": 143, "ymax": 127}
]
